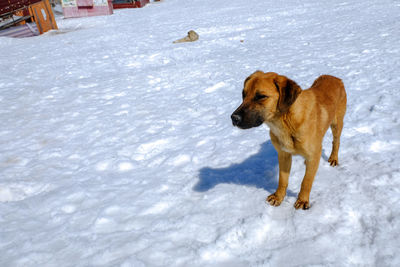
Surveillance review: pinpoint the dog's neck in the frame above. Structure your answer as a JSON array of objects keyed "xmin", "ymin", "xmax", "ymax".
[{"xmin": 268, "ymin": 107, "xmax": 297, "ymax": 132}]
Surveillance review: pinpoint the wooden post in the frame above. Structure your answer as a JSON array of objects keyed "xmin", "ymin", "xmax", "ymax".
[{"xmin": 29, "ymin": 0, "xmax": 58, "ymax": 34}]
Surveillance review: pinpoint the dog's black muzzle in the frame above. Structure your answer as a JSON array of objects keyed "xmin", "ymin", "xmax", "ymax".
[
  {"xmin": 231, "ymin": 113, "xmax": 242, "ymax": 126},
  {"xmin": 231, "ymin": 108, "xmax": 263, "ymax": 129}
]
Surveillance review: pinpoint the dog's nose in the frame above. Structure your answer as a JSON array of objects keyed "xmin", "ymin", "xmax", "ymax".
[{"xmin": 231, "ymin": 114, "xmax": 242, "ymax": 126}]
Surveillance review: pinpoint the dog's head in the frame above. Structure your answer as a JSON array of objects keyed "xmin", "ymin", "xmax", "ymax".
[{"xmin": 231, "ymin": 71, "xmax": 302, "ymax": 129}]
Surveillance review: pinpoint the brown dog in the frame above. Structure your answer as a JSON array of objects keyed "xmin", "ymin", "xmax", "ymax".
[{"xmin": 231, "ymin": 71, "xmax": 347, "ymax": 209}]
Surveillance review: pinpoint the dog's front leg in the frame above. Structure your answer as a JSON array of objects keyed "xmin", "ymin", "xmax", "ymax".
[
  {"xmin": 294, "ymin": 150, "xmax": 322, "ymax": 210},
  {"xmin": 267, "ymin": 150, "xmax": 292, "ymax": 206}
]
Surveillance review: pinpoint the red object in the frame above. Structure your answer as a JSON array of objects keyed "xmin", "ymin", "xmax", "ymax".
[{"xmin": 113, "ymin": 0, "xmax": 149, "ymax": 9}]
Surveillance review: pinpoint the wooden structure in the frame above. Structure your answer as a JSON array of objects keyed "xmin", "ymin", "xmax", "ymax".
[
  {"xmin": 0, "ymin": 0, "xmax": 41, "ymax": 15},
  {"xmin": 0, "ymin": 0, "xmax": 58, "ymax": 37},
  {"xmin": 112, "ymin": 0, "xmax": 149, "ymax": 9},
  {"xmin": 61, "ymin": 0, "xmax": 113, "ymax": 18},
  {"xmin": 0, "ymin": 22, "xmax": 38, "ymax": 37}
]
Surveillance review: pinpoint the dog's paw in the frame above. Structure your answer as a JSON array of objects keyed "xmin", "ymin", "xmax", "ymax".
[
  {"xmin": 294, "ymin": 198, "xmax": 310, "ymax": 210},
  {"xmin": 266, "ymin": 193, "xmax": 283, "ymax": 207},
  {"xmin": 328, "ymin": 156, "xmax": 339, "ymax": 167}
]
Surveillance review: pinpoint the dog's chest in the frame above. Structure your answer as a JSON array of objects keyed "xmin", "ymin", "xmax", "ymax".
[
  {"xmin": 278, "ymin": 135, "xmax": 296, "ymax": 153},
  {"xmin": 269, "ymin": 125, "xmax": 297, "ymax": 153}
]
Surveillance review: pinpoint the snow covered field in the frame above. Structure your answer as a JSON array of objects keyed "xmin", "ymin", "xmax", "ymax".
[{"xmin": 1, "ymin": 0, "xmax": 400, "ymax": 265}]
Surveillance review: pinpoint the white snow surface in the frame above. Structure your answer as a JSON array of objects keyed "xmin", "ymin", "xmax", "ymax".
[{"xmin": 1, "ymin": 0, "xmax": 400, "ymax": 266}]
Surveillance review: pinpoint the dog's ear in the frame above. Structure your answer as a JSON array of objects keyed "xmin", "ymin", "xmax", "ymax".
[{"xmin": 274, "ymin": 75, "xmax": 302, "ymax": 114}]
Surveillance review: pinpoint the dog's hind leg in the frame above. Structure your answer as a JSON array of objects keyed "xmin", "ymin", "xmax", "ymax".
[{"xmin": 328, "ymin": 99, "xmax": 346, "ymax": 166}]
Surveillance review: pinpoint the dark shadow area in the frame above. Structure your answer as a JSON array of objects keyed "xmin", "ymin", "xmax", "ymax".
[
  {"xmin": 194, "ymin": 141, "xmax": 295, "ymax": 196},
  {"xmin": 321, "ymin": 148, "xmax": 330, "ymax": 162}
]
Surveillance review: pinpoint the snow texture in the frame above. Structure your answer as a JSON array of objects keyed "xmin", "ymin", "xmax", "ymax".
[{"xmin": 1, "ymin": 0, "xmax": 400, "ymax": 266}]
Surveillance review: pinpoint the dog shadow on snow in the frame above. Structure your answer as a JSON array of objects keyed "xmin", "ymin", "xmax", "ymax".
[{"xmin": 194, "ymin": 141, "xmax": 296, "ymax": 197}]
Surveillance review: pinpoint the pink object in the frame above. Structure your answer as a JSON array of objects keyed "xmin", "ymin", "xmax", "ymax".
[
  {"xmin": 62, "ymin": 0, "xmax": 113, "ymax": 18},
  {"xmin": 76, "ymin": 0, "xmax": 94, "ymax": 7}
]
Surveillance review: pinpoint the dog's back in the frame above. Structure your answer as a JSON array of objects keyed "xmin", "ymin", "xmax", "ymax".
[{"xmin": 310, "ymin": 75, "xmax": 346, "ymax": 109}]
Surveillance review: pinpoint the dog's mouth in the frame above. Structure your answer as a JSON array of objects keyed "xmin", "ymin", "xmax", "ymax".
[{"xmin": 235, "ymin": 121, "xmax": 263, "ymax": 129}]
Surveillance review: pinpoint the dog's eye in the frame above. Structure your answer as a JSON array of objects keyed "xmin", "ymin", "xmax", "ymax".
[
  {"xmin": 242, "ymin": 91, "xmax": 246, "ymax": 99},
  {"xmin": 254, "ymin": 93, "xmax": 268, "ymax": 101}
]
